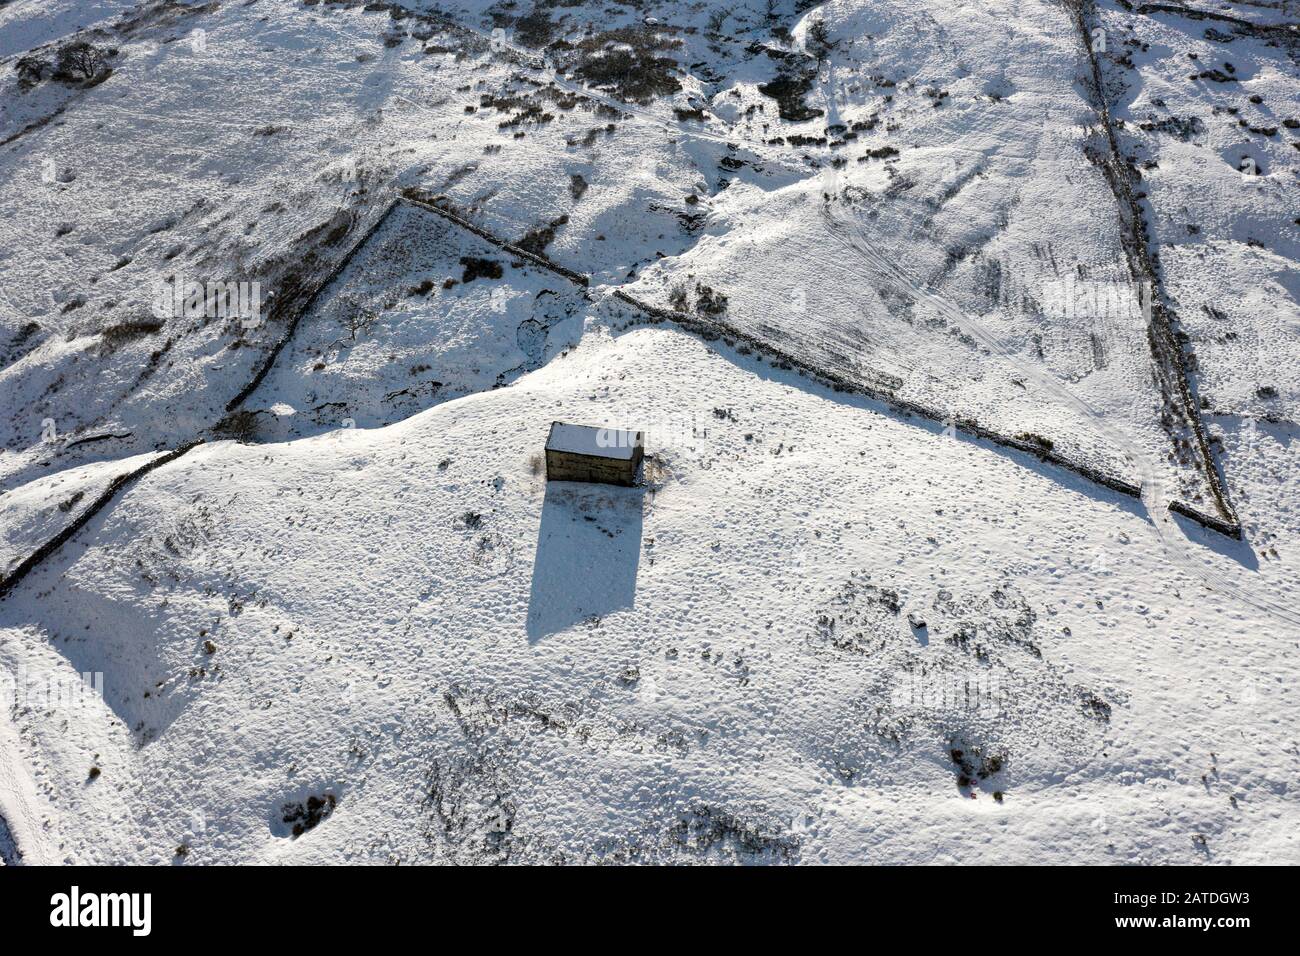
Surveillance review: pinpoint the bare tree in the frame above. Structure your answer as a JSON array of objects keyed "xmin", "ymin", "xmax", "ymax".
[
  {"xmin": 706, "ymin": 8, "xmax": 732, "ymax": 33},
  {"xmin": 340, "ymin": 304, "xmax": 377, "ymax": 342},
  {"xmin": 55, "ymin": 42, "xmax": 107, "ymax": 82},
  {"xmin": 807, "ymin": 18, "xmax": 836, "ymax": 63}
]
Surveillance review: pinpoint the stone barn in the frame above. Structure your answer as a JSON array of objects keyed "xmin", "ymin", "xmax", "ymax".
[{"xmin": 545, "ymin": 421, "xmax": 644, "ymax": 487}]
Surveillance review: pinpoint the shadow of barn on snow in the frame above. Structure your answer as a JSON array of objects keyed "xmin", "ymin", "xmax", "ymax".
[{"xmin": 525, "ymin": 481, "xmax": 644, "ymax": 641}]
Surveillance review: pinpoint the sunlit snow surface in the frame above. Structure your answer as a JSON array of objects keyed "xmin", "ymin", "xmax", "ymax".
[{"xmin": 0, "ymin": 0, "xmax": 1296, "ymax": 864}]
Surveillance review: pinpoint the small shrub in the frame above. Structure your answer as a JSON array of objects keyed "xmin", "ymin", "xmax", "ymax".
[
  {"xmin": 667, "ymin": 282, "xmax": 689, "ymax": 312},
  {"xmin": 460, "ymin": 256, "xmax": 503, "ymax": 283},
  {"xmin": 860, "ymin": 146, "xmax": 900, "ymax": 160},
  {"xmin": 282, "ymin": 793, "xmax": 336, "ymax": 838},
  {"xmin": 694, "ymin": 282, "xmax": 728, "ymax": 317},
  {"xmin": 1016, "ymin": 432, "xmax": 1055, "ymax": 453},
  {"xmin": 15, "ymin": 54, "xmax": 47, "ymax": 88}
]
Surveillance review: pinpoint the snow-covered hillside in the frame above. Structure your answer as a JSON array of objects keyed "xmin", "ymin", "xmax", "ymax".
[{"xmin": 0, "ymin": 0, "xmax": 1296, "ymax": 864}]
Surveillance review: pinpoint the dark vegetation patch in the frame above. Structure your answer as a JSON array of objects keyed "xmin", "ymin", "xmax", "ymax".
[
  {"xmin": 16, "ymin": 40, "xmax": 116, "ymax": 89},
  {"xmin": 667, "ymin": 279, "xmax": 728, "ymax": 317},
  {"xmin": 101, "ymin": 318, "xmax": 164, "ymax": 348},
  {"xmin": 499, "ymin": 104, "xmax": 555, "ymax": 128},
  {"xmin": 668, "ymin": 805, "xmax": 797, "ymax": 862},
  {"xmin": 805, "ymin": 17, "xmax": 837, "ymax": 62},
  {"xmin": 14, "ymin": 55, "xmax": 45, "ymax": 89},
  {"xmin": 1191, "ymin": 67, "xmax": 1238, "ymax": 83},
  {"xmin": 931, "ymin": 586, "xmax": 1042, "ymax": 660},
  {"xmin": 694, "ymin": 283, "xmax": 728, "ymax": 317},
  {"xmin": 814, "ymin": 574, "xmax": 903, "ymax": 656},
  {"xmin": 948, "ymin": 736, "xmax": 1006, "ymax": 791},
  {"xmin": 1015, "ymin": 432, "xmax": 1055, "ymax": 453},
  {"xmin": 460, "ymin": 256, "xmax": 504, "ymax": 283},
  {"xmin": 758, "ymin": 69, "xmax": 823, "ymax": 122},
  {"xmin": 513, "ymin": 8, "xmax": 556, "ymax": 47},
  {"xmin": 649, "ymin": 200, "xmax": 706, "ymax": 233},
  {"xmin": 426, "ymin": 753, "xmax": 516, "ymax": 862},
  {"xmin": 481, "ymin": 91, "xmax": 556, "ymax": 128},
  {"xmin": 922, "ymin": 86, "xmax": 950, "ymax": 107},
  {"xmin": 784, "ymin": 133, "xmax": 826, "ymax": 147},
  {"xmin": 1079, "ymin": 690, "xmax": 1112, "ymax": 722},
  {"xmin": 859, "ymin": 146, "xmax": 900, "ymax": 160},
  {"xmin": 212, "ymin": 408, "xmax": 261, "ymax": 443},
  {"xmin": 1138, "ymin": 115, "xmax": 1205, "ymax": 140},
  {"xmin": 516, "ymin": 215, "xmax": 569, "ymax": 255},
  {"xmin": 573, "ymin": 48, "xmax": 681, "ymax": 103},
  {"xmin": 281, "ymin": 792, "xmax": 337, "ymax": 838},
  {"xmin": 551, "ymin": 23, "xmax": 683, "ymax": 103}
]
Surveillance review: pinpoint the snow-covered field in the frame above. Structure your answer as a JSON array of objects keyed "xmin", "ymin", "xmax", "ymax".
[{"xmin": 0, "ymin": 0, "xmax": 1296, "ymax": 864}]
